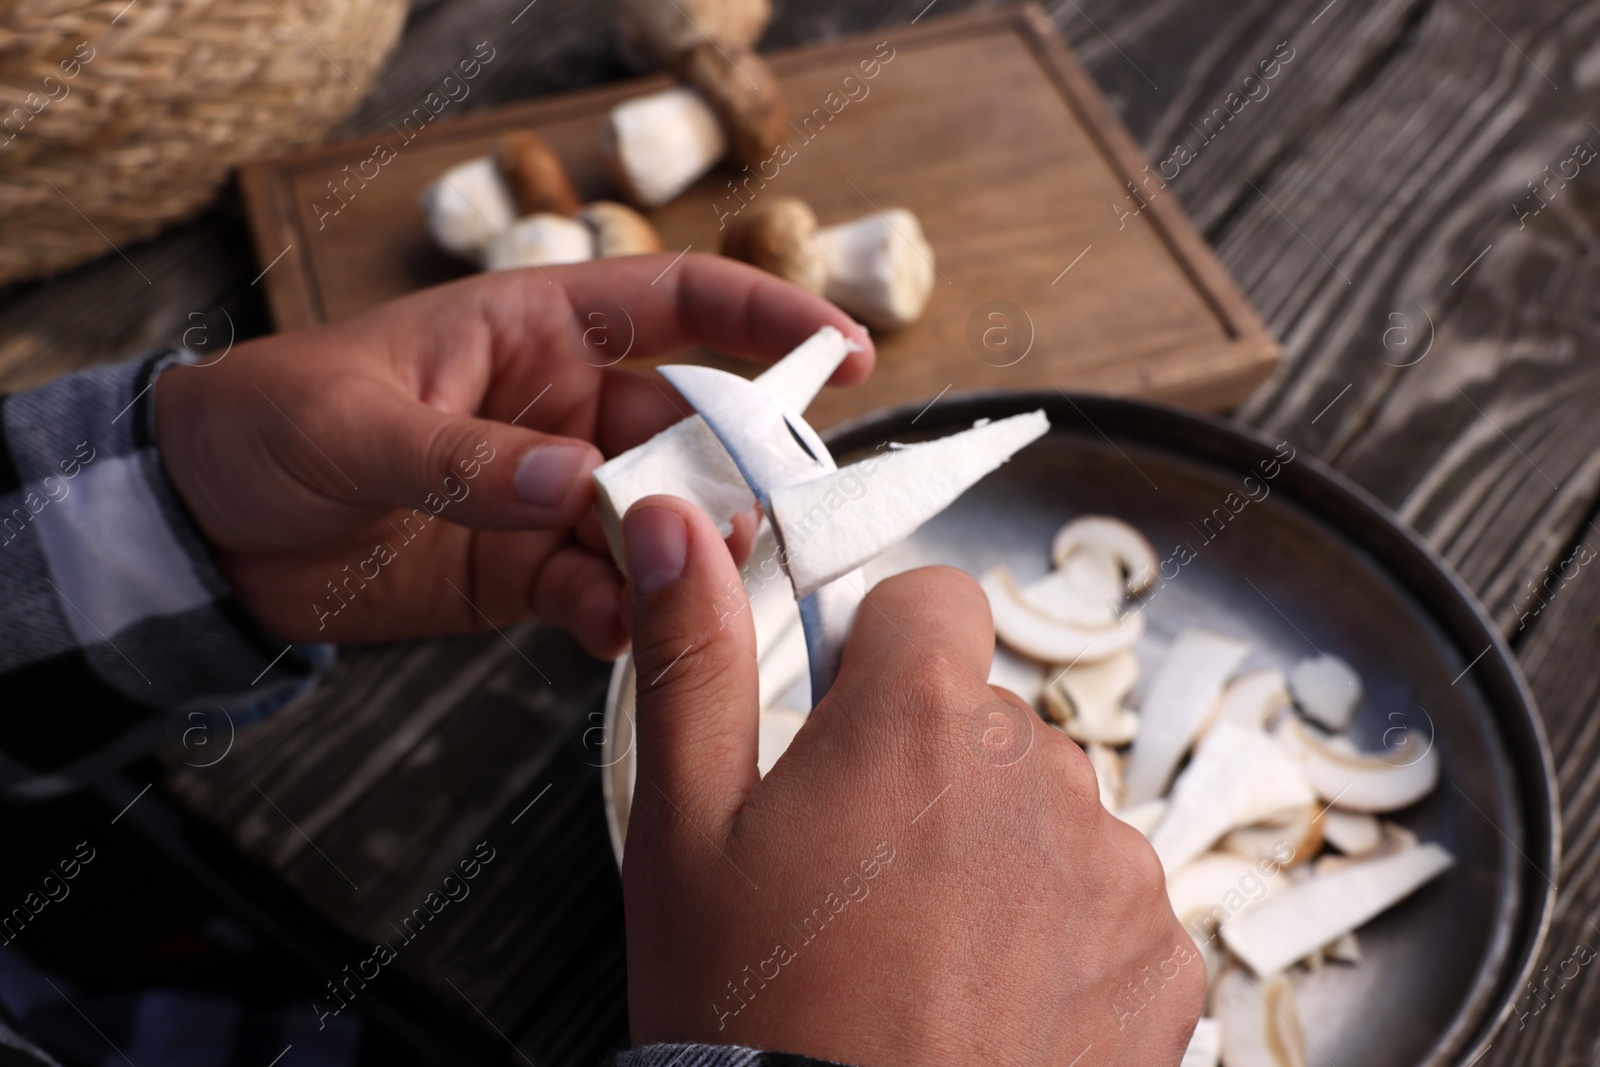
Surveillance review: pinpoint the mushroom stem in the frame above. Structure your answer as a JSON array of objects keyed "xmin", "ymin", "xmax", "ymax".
[
  {"xmin": 816, "ymin": 208, "xmax": 937, "ymax": 330},
  {"xmin": 483, "ymin": 214, "xmax": 594, "ymax": 272},
  {"xmin": 606, "ymin": 87, "xmax": 728, "ymax": 208},
  {"xmin": 420, "ymin": 157, "xmax": 516, "ymax": 263}
]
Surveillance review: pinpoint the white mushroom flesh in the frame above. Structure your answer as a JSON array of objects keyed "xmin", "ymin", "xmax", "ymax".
[
  {"xmin": 1049, "ymin": 516, "xmax": 1159, "ymax": 594},
  {"xmin": 987, "ymin": 645, "xmax": 1046, "ymax": 705},
  {"xmin": 1181, "ymin": 1018, "xmax": 1221, "ymax": 1067},
  {"xmin": 1208, "ymin": 667, "xmax": 1291, "ymax": 735},
  {"xmin": 610, "ymin": 87, "xmax": 728, "ymax": 207},
  {"xmin": 1273, "ymin": 715, "xmax": 1440, "ymax": 813},
  {"xmin": 1086, "ymin": 743, "xmax": 1124, "ymax": 811},
  {"xmin": 1123, "ymin": 630, "xmax": 1252, "ymax": 805},
  {"xmin": 1320, "ymin": 810, "xmax": 1382, "ymax": 856},
  {"xmin": 985, "ymin": 566, "xmax": 1145, "ymax": 665},
  {"xmin": 1288, "ymin": 655, "xmax": 1362, "ymax": 731},
  {"xmin": 1020, "ymin": 565, "xmax": 1119, "ymax": 628},
  {"xmin": 1051, "ymin": 650, "xmax": 1140, "ymax": 744},
  {"xmin": 816, "ymin": 208, "xmax": 936, "ymax": 330},
  {"xmin": 484, "ymin": 213, "xmax": 595, "ymax": 271},
  {"xmin": 421, "ymin": 157, "xmax": 516, "ymax": 261},
  {"xmin": 1213, "ymin": 969, "xmax": 1308, "ymax": 1067}
]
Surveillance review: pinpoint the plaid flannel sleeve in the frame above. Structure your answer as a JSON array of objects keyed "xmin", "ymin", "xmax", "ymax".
[
  {"xmin": 0, "ymin": 350, "xmax": 330, "ymax": 800},
  {"xmin": 616, "ymin": 1046, "xmax": 851, "ymax": 1067}
]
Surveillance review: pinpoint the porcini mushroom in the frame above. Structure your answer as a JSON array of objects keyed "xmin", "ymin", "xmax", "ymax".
[
  {"xmin": 815, "ymin": 208, "xmax": 937, "ymax": 330},
  {"xmin": 1205, "ymin": 667, "xmax": 1292, "ymax": 736},
  {"xmin": 1020, "ymin": 566, "xmax": 1120, "ymax": 628},
  {"xmin": 1220, "ymin": 804, "xmax": 1324, "ymax": 866},
  {"xmin": 420, "ymin": 157, "xmax": 517, "ymax": 262},
  {"xmin": 1212, "ymin": 969, "xmax": 1308, "ymax": 1067},
  {"xmin": 495, "ymin": 131, "xmax": 581, "ymax": 217},
  {"xmin": 721, "ymin": 197, "xmax": 827, "ymax": 294},
  {"xmin": 1273, "ymin": 715, "xmax": 1440, "ymax": 813},
  {"xmin": 483, "ymin": 213, "xmax": 595, "ymax": 272},
  {"xmin": 1043, "ymin": 650, "xmax": 1140, "ymax": 745},
  {"xmin": 677, "ymin": 42, "xmax": 787, "ymax": 168},
  {"xmin": 1123, "ymin": 630, "xmax": 1252, "ymax": 805},
  {"xmin": 984, "ymin": 566, "xmax": 1145, "ymax": 665},
  {"xmin": 1320, "ymin": 809, "xmax": 1382, "ymax": 856},
  {"xmin": 615, "ymin": 0, "xmax": 772, "ymax": 70},
  {"xmin": 1287, "ymin": 655, "xmax": 1362, "ymax": 731},
  {"xmin": 1050, "ymin": 516, "xmax": 1160, "ymax": 594},
  {"xmin": 578, "ymin": 201, "xmax": 664, "ymax": 257}
]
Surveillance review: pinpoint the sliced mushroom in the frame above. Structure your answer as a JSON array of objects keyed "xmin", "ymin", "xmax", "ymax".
[
  {"xmin": 815, "ymin": 209, "xmax": 936, "ymax": 330},
  {"xmin": 1219, "ymin": 842, "xmax": 1454, "ymax": 977},
  {"xmin": 721, "ymin": 196, "xmax": 827, "ymax": 294},
  {"xmin": 615, "ymin": 0, "xmax": 771, "ymax": 69},
  {"xmin": 578, "ymin": 201, "xmax": 664, "ymax": 257},
  {"xmin": 1086, "ymin": 743, "xmax": 1125, "ymax": 811},
  {"xmin": 984, "ymin": 566, "xmax": 1145, "ymax": 666},
  {"xmin": 1049, "ymin": 516, "xmax": 1159, "ymax": 594},
  {"xmin": 1287, "ymin": 655, "xmax": 1362, "ymax": 731},
  {"xmin": 420, "ymin": 156, "xmax": 517, "ymax": 262},
  {"xmin": 769, "ymin": 411, "xmax": 1050, "ymax": 598},
  {"xmin": 1320, "ymin": 810, "xmax": 1382, "ymax": 856},
  {"xmin": 1148, "ymin": 722, "xmax": 1316, "ymax": 874},
  {"xmin": 1220, "ymin": 804, "xmax": 1323, "ymax": 867},
  {"xmin": 1181, "ymin": 1018, "xmax": 1221, "ymax": 1067},
  {"xmin": 1273, "ymin": 715, "xmax": 1440, "ymax": 813},
  {"xmin": 1114, "ymin": 798, "xmax": 1167, "ymax": 837},
  {"xmin": 1168, "ymin": 852, "xmax": 1285, "ymax": 935},
  {"xmin": 1312, "ymin": 820, "xmax": 1418, "ymax": 874},
  {"xmin": 1055, "ymin": 547, "xmax": 1127, "ymax": 611},
  {"xmin": 987, "ymin": 644, "xmax": 1046, "ymax": 706},
  {"xmin": 495, "ymin": 132, "xmax": 581, "ymax": 217},
  {"xmin": 1020, "ymin": 566, "xmax": 1119, "ymax": 629},
  {"xmin": 1213, "ymin": 969, "xmax": 1308, "ymax": 1067},
  {"xmin": 677, "ymin": 42, "xmax": 787, "ymax": 167},
  {"xmin": 605, "ymin": 87, "xmax": 728, "ymax": 208},
  {"xmin": 757, "ymin": 707, "xmax": 806, "ymax": 777},
  {"xmin": 483, "ymin": 214, "xmax": 595, "ymax": 271},
  {"xmin": 1044, "ymin": 650, "xmax": 1140, "ymax": 744},
  {"xmin": 1123, "ymin": 630, "xmax": 1252, "ymax": 805},
  {"xmin": 1206, "ymin": 667, "xmax": 1291, "ymax": 736}
]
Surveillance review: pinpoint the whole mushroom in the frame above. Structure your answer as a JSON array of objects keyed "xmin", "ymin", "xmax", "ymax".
[
  {"xmin": 720, "ymin": 197, "xmax": 827, "ymax": 294},
  {"xmin": 495, "ymin": 131, "xmax": 582, "ymax": 217}
]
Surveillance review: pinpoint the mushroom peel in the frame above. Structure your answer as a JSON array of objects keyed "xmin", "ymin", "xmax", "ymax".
[
  {"xmin": 768, "ymin": 411, "xmax": 1050, "ymax": 598},
  {"xmin": 1320, "ymin": 810, "xmax": 1382, "ymax": 856},
  {"xmin": 592, "ymin": 326, "xmax": 854, "ymax": 569},
  {"xmin": 1123, "ymin": 630, "xmax": 1253, "ymax": 805},
  {"xmin": 1273, "ymin": 715, "xmax": 1440, "ymax": 813},
  {"xmin": 985, "ymin": 567, "xmax": 1145, "ymax": 666},
  {"xmin": 1219, "ymin": 842, "xmax": 1454, "ymax": 977},
  {"xmin": 1045, "ymin": 650, "xmax": 1140, "ymax": 745},
  {"xmin": 1288, "ymin": 655, "xmax": 1362, "ymax": 731},
  {"xmin": 1181, "ymin": 1018, "xmax": 1221, "ymax": 1067},
  {"xmin": 1213, "ymin": 969, "xmax": 1308, "ymax": 1067},
  {"xmin": 1049, "ymin": 516, "xmax": 1159, "ymax": 594},
  {"xmin": 484, "ymin": 214, "xmax": 595, "ymax": 272},
  {"xmin": 721, "ymin": 197, "xmax": 828, "ymax": 295},
  {"xmin": 578, "ymin": 201, "xmax": 664, "ymax": 257},
  {"xmin": 605, "ymin": 87, "xmax": 729, "ymax": 208},
  {"xmin": 815, "ymin": 208, "xmax": 937, "ymax": 330},
  {"xmin": 495, "ymin": 131, "xmax": 581, "ymax": 217},
  {"xmin": 420, "ymin": 157, "xmax": 517, "ymax": 262},
  {"xmin": 1148, "ymin": 722, "xmax": 1316, "ymax": 875},
  {"xmin": 615, "ymin": 0, "xmax": 771, "ymax": 70},
  {"xmin": 1206, "ymin": 667, "xmax": 1292, "ymax": 735},
  {"xmin": 757, "ymin": 707, "xmax": 806, "ymax": 777}
]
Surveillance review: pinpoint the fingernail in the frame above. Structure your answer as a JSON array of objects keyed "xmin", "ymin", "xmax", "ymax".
[
  {"xmin": 624, "ymin": 507, "xmax": 688, "ymax": 596},
  {"xmin": 515, "ymin": 445, "xmax": 590, "ymax": 508}
]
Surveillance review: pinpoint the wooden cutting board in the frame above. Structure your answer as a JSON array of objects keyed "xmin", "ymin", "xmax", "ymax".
[{"xmin": 239, "ymin": 3, "xmax": 1277, "ymax": 427}]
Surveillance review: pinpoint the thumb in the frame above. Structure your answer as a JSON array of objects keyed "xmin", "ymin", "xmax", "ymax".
[
  {"xmin": 350, "ymin": 394, "xmax": 602, "ymax": 529},
  {"xmin": 624, "ymin": 495, "xmax": 761, "ymax": 838}
]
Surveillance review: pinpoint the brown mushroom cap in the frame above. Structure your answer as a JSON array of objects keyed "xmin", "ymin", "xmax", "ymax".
[
  {"xmin": 579, "ymin": 201, "xmax": 665, "ymax": 257},
  {"xmin": 676, "ymin": 42, "xmax": 787, "ymax": 167},
  {"xmin": 720, "ymin": 196, "xmax": 825, "ymax": 293},
  {"xmin": 615, "ymin": 0, "xmax": 772, "ymax": 69},
  {"xmin": 496, "ymin": 132, "xmax": 582, "ymax": 217}
]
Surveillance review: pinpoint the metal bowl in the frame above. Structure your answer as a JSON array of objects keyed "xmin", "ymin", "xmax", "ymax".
[{"xmin": 601, "ymin": 391, "xmax": 1557, "ymax": 1066}]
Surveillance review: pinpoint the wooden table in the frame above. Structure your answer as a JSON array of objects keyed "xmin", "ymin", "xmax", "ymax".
[{"xmin": 8, "ymin": 0, "xmax": 1600, "ymax": 1064}]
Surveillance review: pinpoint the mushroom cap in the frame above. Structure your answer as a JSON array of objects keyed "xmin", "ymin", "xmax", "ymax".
[
  {"xmin": 615, "ymin": 0, "xmax": 772, "ymax": 69},
  {"xmin": 495, "ymin": 131, "xmax": 581, "ymax": 217},
  {"xmin": 720, "ymin": 196, "xmax": 826, "ymax": 292},
  {"xmin": 677, "ymin": 42, "xmax": 788, "ymax": 167},
  {"xmin": 578, "ymin": 200, "xmax": 664, "ymax": 257}
]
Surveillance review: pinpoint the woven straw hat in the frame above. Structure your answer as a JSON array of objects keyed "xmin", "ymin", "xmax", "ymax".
[{"xmin": 0, "ymin": 0, "xmax": 407, "ymax": 286}]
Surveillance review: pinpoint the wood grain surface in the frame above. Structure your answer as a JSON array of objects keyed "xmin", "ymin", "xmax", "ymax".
[{"xmin": 5, "ymin": 0, "xmax": 1600, "ymax": 1063}]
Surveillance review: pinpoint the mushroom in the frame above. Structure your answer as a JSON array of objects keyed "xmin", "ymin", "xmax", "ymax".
[
  {"xmin": 1287, "ymin": 655, "xmax": 1362, "ymax": 731},
  {"xmin": 1123, "ymin": 630, "xmax": 1252, "ymax": 805},
  {"xmin": 495, "ymin": 131, "xmax": 581, "ymax": 217},
  {"xmin": 615, "ymin": 0, "xmax": 771, "ymax": 70},
  {"xmin": 721, "ymin": 197, "xmax": 828, "ymax": 294},
  {"xmin": 1148, "ymin": 722, "xmax": 1316, "ymax": 874},
  {"xmin": 1320, "ymin": 809, "xmax": 1382, "ymax": 856},
  {"xmin": 757, "ymin": 707, "xmax": 806, "ymax": 777},
  {"xmin": 984, "ymin": 566, "xmax": 1145, "ymax": 666},
  {"xmin": 1050, "ymin": 516, "xmax": 1160, "ymax": 594},
  {"xmin": 1204, "ymin": 667, "xmax": 1292, "ymax": 736},
  {"xmin": 483, "ymin": 213, "xmax": 595, "ymax": 272},
  {"xmin": 1182, "ymin": 1018, "xmax": 1221, "ymax": 1067},
  {"xmin": 1273, "ymin": 715, "xmax": 1440, "ymax": 813},
  {"xmin": 1312, "ymin": 820, "xmax": 1418, "ymax": 875},
  {"xmin": 420, "ymin": 156, "xmax": 517, "ymax": 262},
  {"xmin": 606, "ymin": 43, "xmax": 785, "ymax": 208},
  {"xmin": 1220, "ymin": 804, "xmax": 1324, "ymax": 866},
  {"xmin": 988, "ymin": 644, "xmax": 1047, "ymax": 706},
  {"xmin": 593, "ymin": 326, "xmax": 853, "ymax": 568},
  {"xmin": 768, "ymin": 411, "xmax": 1050, "ymax": 598},
  {"xmin": 815, "ymin": 208, "xmax": 937, "ymax": 330},
  {"xmin": 1212, "ymin": 969, "xmax": 1308, "ymax": 1067},
  {"xmin": 1086, "ymin": 743, "xmax": 1125, "ymax": 811},
  {"xmin": 1043, "ymin": 650, "xmax": 1140, "ymax": 744},
  {"xmin": 1219, "ymin": 842, "xmax": 1454, "ymax": 977},
  {"xmin": 1114, "ymin": 798, "xmax": 1167, "ymax": 837},
  {"xmin": 578, "ymin": 200, "xmax": 664, "ymax": 257},
  {"xmin": 1020, "ymin": 566, "xmax": 1120, "ymax": 628},
  {"xmin": 1054, "ymin": 547, "xmax": 1127, "ymax": 610}
]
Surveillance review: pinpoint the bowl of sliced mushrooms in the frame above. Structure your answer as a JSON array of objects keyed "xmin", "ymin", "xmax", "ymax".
[{"xmin": 599, "ymin": 370, "xmax": 1556, "ymax": 1067}]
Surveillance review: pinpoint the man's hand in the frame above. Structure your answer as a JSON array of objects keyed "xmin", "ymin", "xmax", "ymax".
[
  {"xmin": 621, "ymin": 497, "xmax": 1205, "ymax": 1066},
  {"xmin": 154, "ymin": 255, "xmax": 871, "ymax": 656}
]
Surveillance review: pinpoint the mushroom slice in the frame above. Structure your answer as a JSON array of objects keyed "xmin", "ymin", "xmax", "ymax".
[
  {"xmin": 1114, "ymin": 798, "xmax": 1167, "ymax": 838},
  {"xmin": 606, "ymin": 87, "xmax": 728, "ymax": 208},
  {"xmin": 1020, "ymin": 566, "xmax": 1118, "ymax": 629},
  {"xmin": 1207, "ymin": 667, "xmax": 1292, "ymax": 735},
  {"xmin": 1313, "ymin": 820, "xmax": 1418, "ymax": 874},
  {"xmin": 1149, "ymin": 722, "xmax": 1316, "ymax": 875},
  {"xmin": 1168, "ymin": 852, "xmax": 1284, "ymax": 935},
  {"xmin": 722, "ymin": 196, "xmax": 827, "ymax": 294},
  {"xmin": 1086, "ymin": 743, "xmax": 1124, "ymax": 811},
  {"xmin": 484, "ymin": 214, "xmax": 595, "ymax": 271},
  {"xmin": 495, "ymin": 131, "xmax": 581, "ymax": 217},
  {"xmin": 593, "ymin": 327, "xmax": 852, "ymax": 567},
  {"xmin": 770, "ymin": 411, "xmax": 1050, "ymax": 598},
  {"xmin": 757, "ymin": 707, "xmax": 806, "ymax": 777},
  {"xmin": 420, "ymin": 157, "xmax": 516, "ymax": 262},
  {"xmin": 1049, "ymin": 516, "xmax": 1159, "ymax": 594},
  {"xmin": 1220, "ymin": 843, "xmax": 1454, "ymax": 977},
  {"xmin": 758, "ymin": 615, "xmax": 810, "ymax": 711},
  {"xmin": 1181, "ymin": 1018, "xmax": 1221, "ymax": 1067},
  {"xmin": 1321, "ymin": 810, "xmax": 1382, "ymax": 856},
  {"xmin": 1220, "ymin": 804, "xmax": 1323, "ymax": 867},
  {"xmin": 816, "ymin": 208, "xmax": 936, "ymax": 330},
  {"xmin": 988, "ymin": 644, "xmax": 1046, "ymax": 707},
  {"xmin": 1213, "ymin": 969, "xmax": 1308, "ymax": 1067},
  {"xmin": 1273, "ymin": 715, "xmax": 1440, "ymax": 813},
  {"xmin": 579, "ymin": 201, "xmax": 664, "ymax": 257},
  {"xmin": 1123, "ymin": 631, "xmax": 1252, "ymax": 805},
  {"xmin": 1287, "ymin": 655, "xmax": 1362, "ymax": 731},
  {"xmin": 1044, "ymin": 650, "xmax": 1140, "ymax": 744},
  {"xmin": 985, "ymin": 568, "xmax": 1145, "ymax": 666}
]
